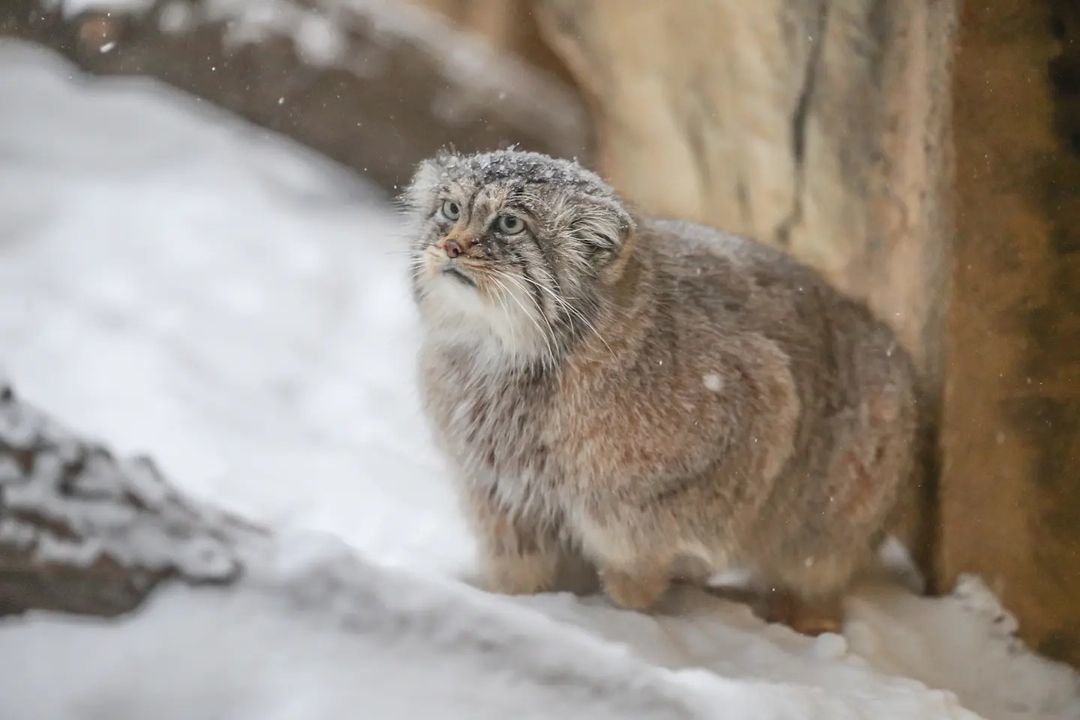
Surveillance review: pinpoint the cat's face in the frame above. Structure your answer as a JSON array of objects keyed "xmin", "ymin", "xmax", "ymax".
[{"xmin": 403, "ymin": 150, "xmax": 632, "ymax": 365}]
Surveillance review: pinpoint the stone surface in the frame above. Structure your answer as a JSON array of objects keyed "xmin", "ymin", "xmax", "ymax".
[{"xmin": 0, "ymin": 377, "xmax": 254, "ymax": 616}]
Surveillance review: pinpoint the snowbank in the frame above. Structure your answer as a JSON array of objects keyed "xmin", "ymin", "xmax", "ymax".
[{"xmin": 0, "ymin": 532, "xmax": 978, "ymax": 720}]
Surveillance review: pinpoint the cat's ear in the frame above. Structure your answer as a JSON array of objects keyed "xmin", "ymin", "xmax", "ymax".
[
  {"xmin": 569, "ymin": 195, "xmax": 636, "ymax": 262},
  {"xmin": 402, "ymin": 150, "xmax": 457, "ymax": 212}
]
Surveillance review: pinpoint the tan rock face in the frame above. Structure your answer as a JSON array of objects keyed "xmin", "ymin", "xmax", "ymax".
[{"xmin": 533, "ymin": 0, "xmax": 956, "ymax": 385}]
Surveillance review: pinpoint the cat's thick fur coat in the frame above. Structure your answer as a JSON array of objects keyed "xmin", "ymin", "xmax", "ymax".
[{"xmin": 405, "ymin": 150, "xmax": 917, "ymax": 630}]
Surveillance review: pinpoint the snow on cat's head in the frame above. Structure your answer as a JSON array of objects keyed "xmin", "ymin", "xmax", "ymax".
[{"xmin": 402, "ymin": 149, "xmax": 633, "ymax": 367}]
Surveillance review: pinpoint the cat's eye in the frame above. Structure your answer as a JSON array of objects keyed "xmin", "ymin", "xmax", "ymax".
[
  {"xmin": 440, "ymin": 200, "xmax": 461, "ymax": 221},
  {"xmin": 496, "ymin": 214, "xmax": 525, "ymax": 235}
]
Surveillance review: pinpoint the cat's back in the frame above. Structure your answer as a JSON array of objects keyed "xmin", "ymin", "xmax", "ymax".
[
  {"xmin": 639, "ymin": 217, "xmax": 911, "ymax": 412},
  {"xmin": 641, "ymin": 218, "xmax": 844, "ymax": 349},
  {"xmin": 644, "ymin": 218, "xmax": 832, "ymax": 316}
]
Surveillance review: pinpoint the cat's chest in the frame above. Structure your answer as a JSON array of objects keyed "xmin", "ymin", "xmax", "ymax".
[{"xmin": 421, "ymin": 349, "xmax": 555, "ymax": 484}]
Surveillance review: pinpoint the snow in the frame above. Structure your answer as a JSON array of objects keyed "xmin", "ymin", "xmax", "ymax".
[
  {"xmin": 0, "ymin": 548, "xmax": 964, "ymax": 720},
  {"xmin": 157, "ymin": 1, "xmax": 194, "ymax": 33},
  {"xmin": 0, "ymin": 39, "xmax": 1077, "ymax": 720},
  {"xmin": 58, "ymin": 0, "xmax": 150, "ymax": 17}
]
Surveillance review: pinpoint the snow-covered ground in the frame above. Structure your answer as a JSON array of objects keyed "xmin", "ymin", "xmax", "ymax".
[{"xmin": 0, "ymin": 40, "xmax": 1076, "ymax": 720}]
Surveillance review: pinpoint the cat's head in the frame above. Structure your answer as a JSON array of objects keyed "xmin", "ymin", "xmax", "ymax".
[{"xmin": 402, "ymin": 149, "xmax": 634, "ymax": 366}]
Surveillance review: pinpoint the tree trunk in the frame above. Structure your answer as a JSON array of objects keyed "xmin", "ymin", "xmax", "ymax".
[
  {"xmin": 941, "ymin": 0, "xmax": 1080, "ymax": 666},
  {"xmin": 0, "ymin": 377, "xmax": 254, "ymax": 617},
  {"xmin": 0, "ymin": 0, "xmax": 591, "ymax": 194}
]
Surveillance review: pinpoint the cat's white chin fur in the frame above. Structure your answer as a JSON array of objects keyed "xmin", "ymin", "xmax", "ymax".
[{"xmin": 418, "ymin": 261, "xmax": 549, "ymax": 366}]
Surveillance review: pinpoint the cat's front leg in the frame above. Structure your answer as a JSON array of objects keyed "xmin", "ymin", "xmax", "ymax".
[
  {"xmin": 598, "ymin": 564, "xmax": 672, "ymax": 611},
  {"xmin": 462, "ymin": 483, "xmax": 561, "ymax": 595},
  {"xmin": 575, "ymin": 510, "xmax": 677, "ymax": 611}
]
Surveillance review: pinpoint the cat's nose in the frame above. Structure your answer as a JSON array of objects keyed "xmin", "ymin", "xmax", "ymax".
[{"xmin": 439, "ymin": 233, "xmax": 472, "ymax": 258}]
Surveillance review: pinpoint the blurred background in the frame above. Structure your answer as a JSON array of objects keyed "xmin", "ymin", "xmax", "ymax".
[{"xmin": 0, "ymin": 0, "xmax": 1077, "ymax": 679}]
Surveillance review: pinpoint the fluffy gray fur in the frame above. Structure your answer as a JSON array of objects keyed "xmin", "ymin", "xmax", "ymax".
[{"xmin": 404, "ymin": 149, "xmax": 918, "ymax": 631}]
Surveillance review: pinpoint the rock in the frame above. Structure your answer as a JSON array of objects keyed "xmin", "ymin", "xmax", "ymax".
[
  {"xmin": 0, "ymin": 376, "xmax": 257, "ymax": 617},
  {"xmin": 0, "ymin": 0, "xmax": 591, "ymax": 193}
]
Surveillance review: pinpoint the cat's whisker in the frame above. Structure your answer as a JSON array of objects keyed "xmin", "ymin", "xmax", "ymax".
[
  {"xmin": 487, "ymin": 272, "xmax": 558, "ymax": 368},
  {"xmin": 486, "ymin": 274, "xmax": 520, "ymax": 357},
  {"xmin": 488, "ymin": 269, "xmax": 562, "ymax": 369},
  {"xmin": 500, "ymin": 270, "xmax": 576, "ymax": 338},
  {"xmin": 513, "ymin": 271, "xmax": 615, "ymax": 358}
]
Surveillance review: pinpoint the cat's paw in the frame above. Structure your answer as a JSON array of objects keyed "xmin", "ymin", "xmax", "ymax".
[{"xmin": 600, "ymin": 567, "xmax": 670, "ymax": 611}]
